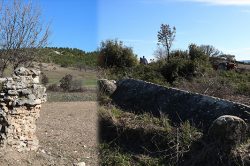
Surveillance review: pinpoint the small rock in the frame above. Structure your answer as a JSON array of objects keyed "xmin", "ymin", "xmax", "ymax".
[
  {"xmin": 73, "ymin": 162, "xmax": 86, "ymax": 166},
  {"xmin": 98, "ymin": 79, "xmax": 116, "ymax": 96},
  {"xmin": 208, "ymin": 115, "xmax": 248, "ymax": 146},
  {"xmin": 41, "ymin": 149, "xmax": 46, "ymax": 154}
]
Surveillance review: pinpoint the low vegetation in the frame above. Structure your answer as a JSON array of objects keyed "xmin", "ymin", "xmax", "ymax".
[
  {"xmin": 97, "ymin": 37, "xmax": 250, "ymax": 165},
  {"xmin": 99, "ymin": 105, "xmax": 202, "ymax": 166},
  {"xmin": 38, "ymin": 47, "xmax": 98, "ymax": 69},
  {"xmin": 38, "ymin": 62, "xmax": 97, "ymax": 102}
]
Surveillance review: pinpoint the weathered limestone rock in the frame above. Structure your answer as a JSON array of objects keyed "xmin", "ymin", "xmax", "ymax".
[
  {"xmin": 73, "ymin": 162, "xmax": 86, "ymax": 166},
  {"xmin": 111, "ymin": 79, "xmax": 250, "ymax": 131},
  {"xmin": 98, "ymin": 79, "xmax": 116, "ymax": 96},
  {"xmin": 208, "ymin": 115, "xmax": 248, "ymax": 146},
  {"xmin": 0, "ymin": 67, "xmax": 46, "ymax": 151}
]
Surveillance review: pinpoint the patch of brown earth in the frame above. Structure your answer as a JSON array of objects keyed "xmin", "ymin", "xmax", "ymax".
[{"xmin": 0, "ymin": 101, "xmax": 98, "ymax": 166}]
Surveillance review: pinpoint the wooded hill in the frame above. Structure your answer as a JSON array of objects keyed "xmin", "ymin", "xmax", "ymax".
[{"xmin": 37, "ymin": 47, "xmax": 98, "ymax": 68}]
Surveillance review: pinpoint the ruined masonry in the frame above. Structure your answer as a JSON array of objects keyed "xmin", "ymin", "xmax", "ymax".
[
  {"xmin": 0, "ymin": 67, "xmax": 46, "ymax": 151},
  {"xmin": 110, "ymin": 79, "xmax": 250, "ymax": 131}
]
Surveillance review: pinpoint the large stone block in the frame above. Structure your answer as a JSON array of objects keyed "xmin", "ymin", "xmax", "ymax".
[{"xmin": 111, "ymin": 79, "xmax": 250, "ymax": 131}]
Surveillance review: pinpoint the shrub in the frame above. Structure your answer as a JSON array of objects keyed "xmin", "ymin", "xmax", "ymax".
[
  {"xmin": 161, "ymin": 59, "xmax": 197, "ymax": 83},
  {"xmin": 170, "ymin": 49, "xmax": 189, "ymax": 59},
  {"xmin": 47, "ymin": 83, "xmax": 61, "ymax": 92},
  {"xmin": 71, "ymin": 79, "xmax": 83, "ymax": 91},
  {"xmin": 98, "ymin": 39, "xmax": 138, "ymax": 68},
  {"xmin": 59, "ymin": 74, "xmax": 73, "ymax": 91},
  {"xmin": 131, "ymin": 64, "xmax": 166, "ymax": 85},
  {"xmin": 41, "ymin": 73, "xmax": 49, "ymax": 85},
  {"xmin": 189, "ymin": 44, "xmax": 208, "ymax": 61}
]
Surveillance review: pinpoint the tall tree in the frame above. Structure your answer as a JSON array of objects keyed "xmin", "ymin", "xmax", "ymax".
[
  {"xmin": 0, "ymin": 0, "xmax": 50, "ymax": 76},
  {"xmin": 157, "ymin": 24, "xmax": 176, "ymax": 61},
  {"xmin": 199, "ymin": 45, "xmax": 222, "ymax": 57},
  {"xmin": 99, "ymin": 39, "xmax": 138, "ymax": 68}
]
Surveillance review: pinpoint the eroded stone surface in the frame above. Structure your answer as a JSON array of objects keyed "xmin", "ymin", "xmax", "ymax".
[
  {"xmin": 98, "ymin": 79, "xmax": 116, "ymax": 96},
  {"xmin": 111, "ymin": 79, "xmax": 250, "ymax": 131},
  {"xmin": 208, "ymin": 115, "xmax": 247, "ymax": 146},
  {"xmin": 0, "ymin": 67, "xmax": 46, "ymax": 151}
]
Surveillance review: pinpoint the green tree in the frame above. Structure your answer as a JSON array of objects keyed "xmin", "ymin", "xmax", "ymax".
[
  {"xmin": 99, "ymin": 39, "xmax": 138, "ymax": 68},
  {"xmin": 199, "ymin": 45, "xmax": 222, "ymax": 57},
  {"xmin": 157, "ymin": 24, "xmax": 176, "ymax": 61},
  {"xmin": 189, "ymin": 44, "xmax": 207, "ymax": 61}
]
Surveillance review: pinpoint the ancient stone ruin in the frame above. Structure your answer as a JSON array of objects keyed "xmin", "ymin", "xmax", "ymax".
[
  {"xmin": 0, "ymin": 67, "xmax": 46, "ymax": 151},
  {"xmin": 110, "ymin": 79, "xmax": 250, "ymax": 131}
]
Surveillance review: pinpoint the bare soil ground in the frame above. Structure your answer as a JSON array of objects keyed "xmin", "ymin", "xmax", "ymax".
[{"xmin": 0, "ymin": 101, "xmax": 98, "ymax": 166}]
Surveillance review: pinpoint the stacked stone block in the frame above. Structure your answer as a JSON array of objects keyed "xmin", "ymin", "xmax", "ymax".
[{"xmin": 0, "ymin": 67, "xmax": 46, "ymax": 151}]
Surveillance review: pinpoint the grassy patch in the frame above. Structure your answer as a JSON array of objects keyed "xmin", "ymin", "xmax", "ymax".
[
  {"xmin": 83, "ymin": 79, "xmax": 97, "ymax": 88},
  {"xmin": 41, "ymin": 64, "xmax": 97, "ymax": 88},
  {"xmin": 99, "ymin": 143, "xmax": 166, "ymax": 166},
  {"xmin": 99, "ymin": 143, "xmax": 132, "ymax": 166},
  {"xmin": 99, "ymin": 106, "xmax": 202, "ymax": 165}
]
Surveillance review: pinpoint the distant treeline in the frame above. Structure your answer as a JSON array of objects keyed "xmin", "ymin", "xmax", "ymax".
[{"xmin": 38, "ymin": 47, "xmax": 98, "ymax": 68}]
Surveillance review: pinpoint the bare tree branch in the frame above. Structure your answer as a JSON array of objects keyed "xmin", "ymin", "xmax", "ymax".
[{"xmin": 0, "ymin": 0, "xmax": 50, "ymax": 76}]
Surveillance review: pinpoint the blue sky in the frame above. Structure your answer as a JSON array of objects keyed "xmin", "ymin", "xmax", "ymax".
[
  {"xmin": 36, "ymin": 0, "xmax": 250, "ymax": 60},
  {"xmin": 98, "ymin": 0, "xmax": 250, "ymax": 60},
  {"xmin": 39, "ymin": 0, "xmax": 97, "ymax": 52}
]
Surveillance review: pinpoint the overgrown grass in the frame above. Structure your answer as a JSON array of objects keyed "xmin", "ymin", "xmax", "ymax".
[
  {"xmin": 99, "ymin": 143, "xmax": 166, "ymax": 166},
  {"xmin": 98, "ymin": 59, "xmax": 250, "ymax": 165},
  {"xmin": 99, "ymin": 106, "xmax": 202, "ymax": 166}
]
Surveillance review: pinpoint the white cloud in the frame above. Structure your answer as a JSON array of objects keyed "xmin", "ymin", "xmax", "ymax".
[
  {"xmin": 183, "ymin": 0, "xmax": 250, "ymax": 6},
  {"xmin": 219, "ymin": 47, "xmax": 250, "ymax": 60}
]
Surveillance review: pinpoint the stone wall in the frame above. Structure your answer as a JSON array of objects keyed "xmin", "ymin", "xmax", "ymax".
[
  {"xmin": 111, "ymin": 79, "xmax": 250, "ymax": 131},
  {"xmin": 0, "ymin": 67, "xmax": 46, "ymax": 151}
]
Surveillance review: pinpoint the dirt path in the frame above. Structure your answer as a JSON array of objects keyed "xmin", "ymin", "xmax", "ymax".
[{"xmin": 0, "ymin": 101, "xmax": 98, "ymax": 166}]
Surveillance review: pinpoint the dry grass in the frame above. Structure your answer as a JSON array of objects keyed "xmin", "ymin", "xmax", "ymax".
[
  {"xmin": 238, "ymin": 63, "xmax": 250, "ymax": 70},
  {"xmin": 40, "ymin": 63, "xmax": 97, "ymax": 88},
  {"xmin": 99, "ymin": 106, "xmax": 202, "ymax": 166}
]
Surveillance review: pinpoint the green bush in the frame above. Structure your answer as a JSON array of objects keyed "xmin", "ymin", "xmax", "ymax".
[
  {"xmin": 60, "ymin": 74, "xmax": 73, "ymax": 91},
  {"xmin": 41, "ymin": 73, "xmax": 49, "ymax": 86},
  {"xmin": 98, "ymin": 39, "xmax": 138, "ymax": 68},
  {"xmin": 100, "ymin": 65, "xmax": 167, "ymax": 86},
  {"xmin": 132, "ymin": 64, "xmax": 166, "ymax": 85},
  {"xmin": 189, "ymin": 44, "xmax": 208, "ymax": 61},
  {"xmin": 47, "ymin": 83, "xmax": 61, "ymax": 92},
  {"xmin": 161, "ymin": 59, "xmax": 197, "ymax": 83}
]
